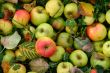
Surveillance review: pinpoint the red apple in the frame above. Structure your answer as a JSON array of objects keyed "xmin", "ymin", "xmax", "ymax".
[
  {"xmin": 35, "ymin": 37, "xmax": 56, "ymax": 58},
  {"xmin": 90, "ymin": 69, "xmax": 97, "ymax": 73},
  {"xmin": 86, "ymin": 23, "xmax": 107, "ymax": 41},
  {"xmin": 12, "ymin": 9, "xmax": 30, "ymax": 28}
]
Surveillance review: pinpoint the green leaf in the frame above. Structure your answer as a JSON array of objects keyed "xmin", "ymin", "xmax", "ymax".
[{"xmin": 62, "ymin": 52, "xmax": 70, "ymax": 62}]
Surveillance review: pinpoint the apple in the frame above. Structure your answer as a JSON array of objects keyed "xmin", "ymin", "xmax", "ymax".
[
  {"xmin": 15, "ymin": 49, "xmax": 27, "ymax": 62},
  {"xmin": 12, "ymin": 9, "xmax": 30, "ymax": 28},
  {"xmin": 31, "ymin": 6, "xmax": 49, "ymax": 26},
  {"xmin": 70, "ymin": 67, "xmax": 84, "ymax": 73},
  {"xmin": 51, "ymin": 17, "xmax": 65, "ymax": 31},
  {"xmin": 65, "ymin": 19, "xmax": 78, "ymax": 34},
  {"xmin": 57, "ymin": 62, "xmax": 73, "ymax": 73},
  {"xmin": 45, "ymin": 0, "xmax": 64, "ymax": 18},
  {"xmin": 49, "ymin": 46, "xmax": 65, "ymax": 62},
  {"xmin": 106, "ymin": 9, "xmax": 110, "ymax": 24},
  {"xmin": 70, "ymin": 50, "xmax": 88, "ymax": 67},
  {"xmin": 57, "ymin": 32, "xmax": 74, "ymax": 48},
  {"xmin": 90, "ymin": 52, "xmax": 110, "ymax": 70},
  {"xmin": 98, "ymin": 13, "xmax": 105, "ymax": 23},
  {"xmin": 27, "ymin": 72, "xmax": 36, "ymax": 73},
  {"xmin": 83, "ymin": 16, "xmax": 95, "ymax": 25},
  {"xmin": 0, "ymin": 19, "xmax": 12, "ymax": 35},
  {"xmin": 93, "ymin": 40, "xmax": 105, "ymax": 52},
  {"xmin": 35, "ymin": 23, "xmax": 54, "ymax": 39},
  {"xmin": 35, "ymin": 37, "xmax": 56, "ymax": 57},
  {"xmin": 64, "ymin": 3, "xmax": 80, "ymax": 19},
  {"xmin": 103, "ymin": 41, "xmax": 110, "ymax": 57},
  {"xmin": 108, "ymin": 29, "xmax": 110, "ymax": 39},
  {"xmin": 5, "ymin": 0, "xmax": 18, "ymax": 3},
  {"xmin": 8, "ymin": 63, "xmax": 26, "ymax": 73},
  {"xmin": 79, "ymin": 2, "xmax": 94, "ymax": 16},
  {"xmin": 1, "ymin": 3, "xmax": 16, "ymax": 13},
  {"xmin": 86, "ymin": 23, "xmax": 107, "ymax": 41}
]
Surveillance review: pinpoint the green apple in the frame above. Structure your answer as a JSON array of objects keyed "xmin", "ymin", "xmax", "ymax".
[
  {"xmin": 64, "ymin": 3, "xmax": 80, "ymax": 19},
  {"xmin": 70, "ymin": 50, "xmax": 88, "ymax": 67},
  {"xmin": 50, "ymin": 46, "xmax": 65, "ymax": 62},
  {"xmin": 65, "ymin": 19, "xmax": 78, "ymax": 34},
  {"xmin": 90, "ymin": 52, "xmax": 110, "ymax": 70},
  {"xmin": 51, "ymin": 17, "xmax": 65, "ymax": 31},
  {"xmin": 98, "ymin": 13, "xmax": 105, "ymax": 23},
  {"xmin": 83, "ymin": 16, "xmax": 95, "ymax": 25},
  {"xmin": 103, "ymin": 41, "xmax": 110, "ymax": 57},
  {"xmin": 1, "ymin": 3, "xmax": 16, "ymax": 13},
  {"xmin": 57, "ymin": 32, "xmax": 74, "ymax": 48},
  {"xmin": 57, "ymin": 62, "xmax": 73, "ymax": 73},
  {"xmin": 8, "ymin": 63, "xmax": 26, "ymax": 73},
  {"xmin": 31, "ymin": 6, "xmax": 49, "ymax": 26},
  {"xmin": 35, "ymin": 23, "xmax": 54, "ymax": 39},
  {"xmin": 106, "ymin": 9, "xmax": 110, "ymax": 24},
  {"xmin": 0, "ymin": 19, "xmax": 13, "ymax": 35},
  {"xmin": 93, "ymin": 40, "xmax": 105, "ymax": 52},
  {"xmin": 27, "ymin": 72, "xmax": 36, "ymax": 73},
  {"xmin": 108, "ymin": 29, "xmax": 110, "ymax": 39},
  {"xmin": 45, "ymin": 0, "xmax": 64, "ymax": 18}
]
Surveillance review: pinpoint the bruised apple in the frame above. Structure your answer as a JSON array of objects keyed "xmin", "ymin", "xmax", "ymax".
[
  {"xmin": 86, "ymin": 23, "xmax": 107, "ymax": 41},
  {"xmin": 12, "ymin": 9, "xmax": 30, "ymax": 28},
  {"xmin": 35, "ymin": 37, "xmax": 56, "ymax": 58}
]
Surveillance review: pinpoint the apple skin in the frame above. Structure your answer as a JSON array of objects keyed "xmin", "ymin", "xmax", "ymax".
[
  {"xmin": 90, "ymin": 52, "xmax": 110, "ymax": 70},
  {"xmin": 108, "ymin": 29, "xmax": 110, "ymax": 39},
  {"xmin": 57, "ymin": 32, "xmax": 74, "ymax": 48},
  {"xmin": 103, "ymin": 41, "xmax": 110, "ymax": 57},
  {"xmin": 65, "ymin": 20, "xmax": 78, "ymax": 34},
  {"xmin": 51, "ymin": 17, "xmax": 65, "ymax": 31},
  {"xmin": 49, "ymin": 46, "xmax": 65, "ymax": 62},
  {"xmin": 21, "ymin": 0, "xmax": 32, "ymax": 3},
  {"xmin": 86, "ymin": 23, "xmax": 107, "ymax": 41},
  {"xmin": 57, "ymin": 62, "xmax": 73, "ymax": 73},
  {"xmin": 70, "ymin": 50, "xmax": 88, "ymax": 67},
  {"xmin": 106, "ymin": 9, "xmax": 110, "ymax": 24},
  {"xmin": 0, "ymin": 19, "xmax": 13, "ymax": 35},
  {"xmin": 93, "ymin": 40, "xmax": 104, "ymax": 52},
  {"xmin": 90, "ymin": 69, "xmax": 97, "ymax": 73},
  {"xmin": 64, "ymin": 3, "xmax": 80, "ymax": 19},
  {"xmin": 31, "ymin": 6, "xmax": 49, "ymax": 26},
  {"xmin": 35, "ymin": 37, "xmax": 56, "ymax": 58},
  {"xmin": 45, "ymin": 0, "xmax": 64, "ymax": 18},
  {"xmin": 79, "ymin": 2, "xmax": 94, "ymax": 16},
  {"xmin": 98, "ymin": 13, "xmax": 105, "ymax": 23},
  {"xmin": 35, "ymin": 23, "xmax": 54, "ymax": 39},
  {"xmin": 12, "ymin": 9, "xmax": 30, "ymax": 28},
  {"xmin": 83, "ymin": 16, "xmax": 95, "ymax": 25}
]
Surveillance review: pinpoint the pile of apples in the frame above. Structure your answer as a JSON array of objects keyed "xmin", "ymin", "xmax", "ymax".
[{"xmin": 1, "ymin": 0, "xmax": 110, "ymax": 73}]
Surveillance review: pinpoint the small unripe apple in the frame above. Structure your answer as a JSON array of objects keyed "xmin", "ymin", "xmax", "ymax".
[
  {"xmin": 98, "ymin": 13, "xmax": 105, "ymax": 23},
  {"xmin": 35, "ymin": 23, "xmax": 54, "ymax": 39},
  {"xmin": 12, "ymin": 9, "xmax": 30, "ymax": 28},
  {"xmin": 31, "ymin": 6, "xmax": 49, "ymax": 26},
  {"xmin": 83, "ymin": 16, "xmax": 95, "ymax": 25},
  {"xmin": 57, "ymin": 62, "xmax": 73, "ymax": 73},
  {"xmin": 50, "ymin": 46, "xmax": 65, "ymax": 62},
  {"xmin": 106, "ymin": 9, "xmax": 110, "ymax": 24},
  {"xmin": 0, "ymin": 19, "xmax": 13, "ymax": 35},
  {"xmin": 64, "ymin": 3, "xmax": 80, "ymax": 19},
  {"xmin": 45, "ymin": 0, "xmax": 64, "ymax": 18},
  {"xmin": 70, "ymin": 50, "xmax": 88, "ymax": 67}
]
